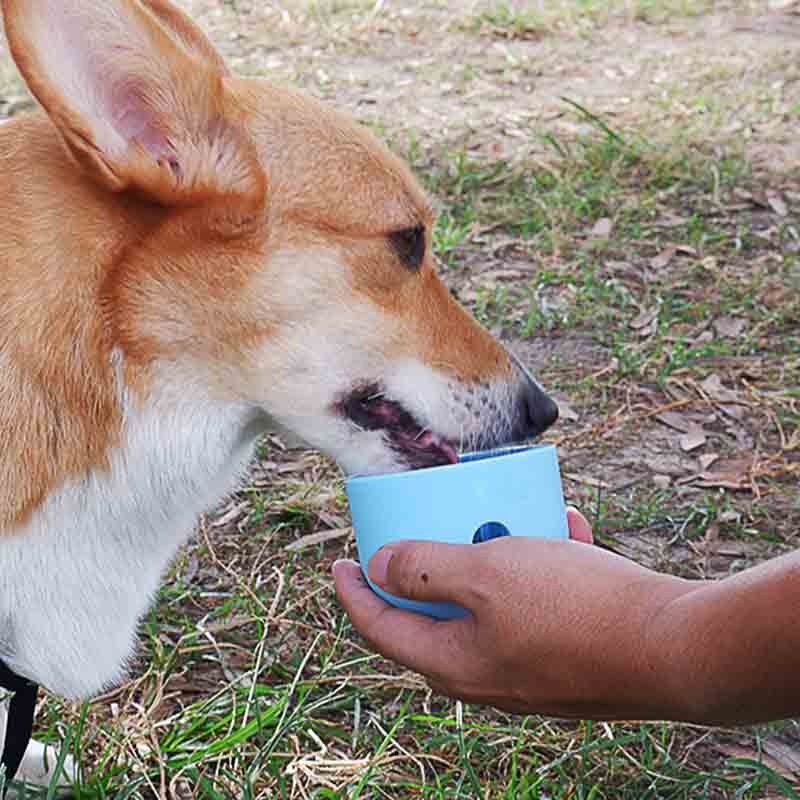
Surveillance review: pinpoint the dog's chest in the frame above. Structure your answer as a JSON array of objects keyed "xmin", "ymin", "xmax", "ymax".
[{"xmin": 0, "ymin": 387, "xmax": 266, "ymax": 698}]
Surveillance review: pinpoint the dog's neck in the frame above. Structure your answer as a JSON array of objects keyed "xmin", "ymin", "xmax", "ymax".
[
  {"xmin": 0, "ymin": 116, "xmax": 274, "ymax": 697},
  {"xmin": 0, "ymin": 369, "xmax": 269, "ymax": 698}
]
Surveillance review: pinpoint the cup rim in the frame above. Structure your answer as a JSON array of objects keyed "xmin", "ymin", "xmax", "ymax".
[{"xmin": 345, "ymin": 442, "xmax": 556, "ymax": 487}]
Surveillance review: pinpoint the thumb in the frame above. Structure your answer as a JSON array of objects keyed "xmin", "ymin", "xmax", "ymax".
[
  {"xmin": 566, "ymin": 507, "xmax": 594, "ymax": 544},
  {"xmin": 368, "ymin": 540, "xmax": 483, "ymax": 608}
]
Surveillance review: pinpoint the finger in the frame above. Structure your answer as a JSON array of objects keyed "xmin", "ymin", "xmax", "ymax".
[
  {"xmin": 333, "ymin": 559, "xmax": 478, "ymax": 678},
  {"xmin": 332, "ymin": 559, "xmax": 387, "ymax": 617},
  {"xmin": 566, "ymin": 507, "xmax": 593, "ymax": 544},
  {"xmin": 368, "ymin": 540, "xmax": 487, "ymax": 608}
]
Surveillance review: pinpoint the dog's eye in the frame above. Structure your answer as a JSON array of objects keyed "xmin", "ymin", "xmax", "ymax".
[{"xmin": 388, "ymin": 225, "xmax": 425, "ymax": 271}]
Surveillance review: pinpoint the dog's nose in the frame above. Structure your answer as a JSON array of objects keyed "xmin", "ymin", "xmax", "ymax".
[
  {"xmin": 521, "ymin": 378, "xmax": 559, "ymax": 437},
  {"xmin": 507, "ymin": 349, "xmax": 559, "ymax": 438}
]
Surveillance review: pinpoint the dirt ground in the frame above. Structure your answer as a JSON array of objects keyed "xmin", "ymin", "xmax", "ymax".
[
  {"xmin": 4, "ymin": 1, "xmax": 800, "ymax": 170},
  {"xmin": 180, "ymin": 0, "xmax": 800, "ymax": 170}
]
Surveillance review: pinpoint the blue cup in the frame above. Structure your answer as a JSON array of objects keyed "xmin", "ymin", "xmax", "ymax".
[{"xmin": 345, "ymin": 443, "xmax": 568, "ymax": 619}]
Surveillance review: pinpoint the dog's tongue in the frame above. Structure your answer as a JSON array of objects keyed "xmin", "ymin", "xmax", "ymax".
[
  {"xmin": 440, "ymin": 438, "xmax": 459, "ymax": 465},
  {"xmin": 415, "ymin": 430, "xmax": 459, "ymax": 465}
]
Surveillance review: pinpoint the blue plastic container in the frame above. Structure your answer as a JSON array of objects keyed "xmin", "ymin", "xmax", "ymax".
[{"xmin": 345, "ymin": 443, "xmax": 567, "ymax": 619}]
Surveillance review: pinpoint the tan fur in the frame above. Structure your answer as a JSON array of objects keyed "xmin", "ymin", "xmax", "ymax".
[
  {"xmin": 0, "ymin": 116, "xmax": 125, "ymax": 528},
  {"xmin": 0, "ymin": 0, "xmax": 517, "ymax": 534}
]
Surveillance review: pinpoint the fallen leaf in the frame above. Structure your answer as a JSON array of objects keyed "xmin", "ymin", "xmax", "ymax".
[
  {"xmin": 630, "ymin": 306, "xmax": 659, "ymax": 331},
  {"xmin": 758, "ymin": 283, "xmax": 787, "ymax": 307},
  {"xmin": 693, "ymin": 458, "xmax": 754, "ymax": 490},
  {"xmin": 713, "ymin": 316, "xmax": 746, "ymax": 339},
  {"xmin": 276, "ymin": 460, "xmax": 309, "ymax": 474},
  {"xmin": 763, "ymin": 737, "xmax": 800, "ymax": 776},
  {"xmin": 210, "ymin": 501, "xmax": 249, "ymax": 529},
  {"xmin": 662, "ymin": 382, "xmax": 690, "ymax": 403},
  {"xmin": 720, "ymin": 403, "xmax": 747, "ymax": 421},
  {"xmin": 284, "ymin": 527, "xmax": 353, "ymax": 552},
  {"xmin": 654, "ymin": 214, "xmax": 690, "ymax": 228},
  {"xmin": 767, "ymin": 191, "xmax": 789, "ymax": 216},
  {"xmin": 717, "ymin": 546, "xmax": 747, "ymax": 557},
  {"xmin": 645, "ymin": 455, "xmax": 689, "ymax": 477},
  {"xmin": 693, "ymin": 330, "xmax": 714, "ymax": 344},
  {"xmin": 694, "ymin": 475, "xmax": 751, "ymax": 490},
  {"xmin": 555, "ymin": 397, "xmax": 579, "ymax": 422},
  {"xmin": 680, "ymin": 425, "xmax": 707, "ymax": 452},
  {"xmin": 204, "ymin": 614, "xmax": 254, "ymax": 635},
  {"xmin": 316, "ymin": 510, "xmax": 349, "ymax": 529},
  {"xmin": 591, "ymin": 217, "xmax": 613, "ymax": 238},
  {"xmin": 699, "ymin": 453, "xmax": 720, "ymax": 470},
  {"xmin": 700, "ymin": 374, "xmax": 741, "ymax": 404},
  {"xmin": 563, "ymin": 473, "xmax": 610, "ymax": 489},
  {"xmin": 749, "ymin": 190, "xmax": 772, "ymax": 209},
  {"xmin": 650, "ymin": 246, "xmax": 676, "ymax": 269},
  {"xmin": 590, "ymin": 358, "xmax": 619, "ymax": 379},
  {"xmin": 479, "ymin": 268, "xmax": 526, "ymax": 283},
  {"xmin": 656, "ymin": 411, "xmax": 694, "ymax": 433}
]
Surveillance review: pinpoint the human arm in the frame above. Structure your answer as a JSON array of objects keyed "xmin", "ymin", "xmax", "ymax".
[{"xmin": 333, "ymin": 509, "xmax": 800, "ymax": 725}]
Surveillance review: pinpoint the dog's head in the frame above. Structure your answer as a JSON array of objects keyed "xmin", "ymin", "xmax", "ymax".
[{"xmin": 3, "ymin": 0, "xmax": 558, "ymax": 477}]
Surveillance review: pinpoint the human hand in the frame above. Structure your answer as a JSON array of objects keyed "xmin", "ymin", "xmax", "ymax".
[{"xmin": 333, "ymin": 509, "xmax": 699, "ymax": 720}]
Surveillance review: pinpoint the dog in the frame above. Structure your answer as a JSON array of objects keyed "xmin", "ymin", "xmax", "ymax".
[{"xmin": 0, "ymin": 0, "xmax": 558, "ymax": 789}]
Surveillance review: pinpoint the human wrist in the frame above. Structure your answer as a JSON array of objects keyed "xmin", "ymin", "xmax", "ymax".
[
  {"xmin": 635, "ymin": 575, "xmax": 711, "ymax": 722},
  {"xmin": 648, "ymin": 555, "xmax": 800, "ymax": 725}
]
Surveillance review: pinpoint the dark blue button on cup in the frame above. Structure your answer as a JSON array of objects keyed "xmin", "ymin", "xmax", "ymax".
[
  {"xmin": 346, "ymin": 444, "xmax": 568, "ymax": 619},
  {"xmin": 472, "ymin": 521, "xmax": 511, "ymax": 544}
]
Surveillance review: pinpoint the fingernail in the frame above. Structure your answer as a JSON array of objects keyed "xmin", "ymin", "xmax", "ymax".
[
  {"xmin": 332, "ymin": 558, "xmax": 358, "ymax": 576},
  {"xmin": 368, "ymin": 548, "xmax": 393, "ymax": 587}
]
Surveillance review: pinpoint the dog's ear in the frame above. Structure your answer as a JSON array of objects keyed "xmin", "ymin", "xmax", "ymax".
[
  {"xmin": 1, "ymin": 0, "xmax": 264, "ymax": 209},
  {"xmin": 137, "ymin": 0, "xmax": 230, "ymax": 76}
]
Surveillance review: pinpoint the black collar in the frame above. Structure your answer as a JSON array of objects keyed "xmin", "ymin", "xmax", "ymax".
[{"xmin": 0, "ymin": 658, "xmax": 38, "ymax": 787}]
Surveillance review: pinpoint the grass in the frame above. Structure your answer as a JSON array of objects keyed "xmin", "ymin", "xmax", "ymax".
[
  {"xmin": 466, "ymin": 4, "xmax": 548, "ymax": 40},
  {"xmin": 424, "ymin": 102, "xmax": 750, "ymax": 258},
  {"xmin": 15, "ymin": 675, "xmax": 800, "ymax": 798},
  {"xmin": 463, "ymin": 0, "xmax": 728, "ymax": 39},
  {"xmin": 5, "ymin": 1, "xmax": 800, "ymax": 797},
  {"xmin": 417, "ymin": 100, "xmax": 798, "ymax": 383},
  {"xmin": 10, "ymin": 105, "xmax": 798, "ymax": 798}
]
